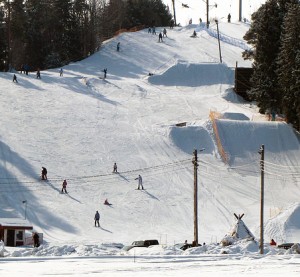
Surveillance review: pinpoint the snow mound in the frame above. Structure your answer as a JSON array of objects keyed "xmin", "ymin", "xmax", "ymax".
[
  {"xmin": 148, "ymin": 62, "xmax": 234, "ymax": 86},
  {"xmin": 169, "ymin": 125, "xmax": 215, "ymax": 154},
  {"xmin": 265, "ymin": 203, "xmax": 300, "ymax": 243},
  {"xmin": 215, "ymin": 120, "xmax": 300, "ymax": 164}
]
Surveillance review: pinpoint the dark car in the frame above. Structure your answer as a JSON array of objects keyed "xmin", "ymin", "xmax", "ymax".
[{"xmin": 122, "ymin": 239, "xmax": 159, "ymax": 251}]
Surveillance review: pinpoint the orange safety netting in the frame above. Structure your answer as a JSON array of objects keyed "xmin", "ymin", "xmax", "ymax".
[{"xmin": 209, "ymin": 111, "xmax": 229, "ymax": 164}]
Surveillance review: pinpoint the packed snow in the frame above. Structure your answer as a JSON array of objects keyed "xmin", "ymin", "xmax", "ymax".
[{"xmin": 1, "ymin": 12, "xmax": 300, "ymax": 276}]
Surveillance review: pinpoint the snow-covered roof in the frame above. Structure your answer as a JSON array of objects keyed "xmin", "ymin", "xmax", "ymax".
[{"xmin": 0, "ymin": 218, "xmax": 33, "ymax": 229}]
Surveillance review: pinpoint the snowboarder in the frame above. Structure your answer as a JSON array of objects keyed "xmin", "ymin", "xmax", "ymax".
[
  {"xmin": 94, "ymin": 211, "xmax": 100, "ymax": 227},
  {"xmin": 13, "ymin": 74, "xmax": 18, "ymax": 83},
  {"xmin": 103, "ymin": 68, "xmax": 107, "ymax": 79},
  {"xmin": 158, "ymin": 32, "xmax": 163, "ymax": 42},
  {"xmin": 270, "ymin": 239, "xmax": 277, "ymax": 246},
  {"xmin": 61, "ymin": 179, "xmax": 68, "ymax": 193},
  {"xmin": 163, "ymin": 28, "xmax": 167, "ymax": 37},
  {"xmin": 36, "ymin": 69, "xmax": 41, "ymax": 79},
  {"xmin": 104, "ymin": 199, "xmax": 112, "ymax": 206},
  {"xmin": 59, "ymin": 68, "xmax": 63, "ymax": 77},
  {"xmin": 41, "ymin": 167, "xmax": 47, "ymax": 180},
  {"xmin": 117, "ymin": 42, "xmax": 120, "ymax": 52},
  {"xmin": 32, "ymin": 232, "xmax": 40, "ymax": 247},
  {"xmin": 135, "ymin": 174, "xmax": 144, "ymax": 190},
  {"xmin": 227, "ymin": 13, "xmax": 231, "ymax": 23},
  {"xmin": 148, "ymin": 27, "xmax": 152, "ymax": 34},
  {"xmin": 191, "ymin": 30, "xmax": 197, "ymax": 37},
  {"xmin": 113, "ymin": 162, "xmax": 118, "ymax": 173}
]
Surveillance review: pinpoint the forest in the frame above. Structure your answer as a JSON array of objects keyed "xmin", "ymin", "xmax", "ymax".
[{"xmin": 0, "ymin": 0, "xmax": 172, "ymax": 71}]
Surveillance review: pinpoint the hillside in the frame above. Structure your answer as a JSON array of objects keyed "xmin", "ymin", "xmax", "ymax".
[{"xmin": 1, "ymin": 22, "xmax": 300, "ymax": 248}]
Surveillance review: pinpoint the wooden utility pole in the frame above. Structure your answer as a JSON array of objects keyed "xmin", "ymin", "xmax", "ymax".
[
  {"xmin": 172, "ymin": 0, "xmax": 177, "ymax": 26},
  {"xmin": 206, "ymin": 0, "xmax": 209, "ymax": 28},
  {"xmin": 193, "ymin": 149, "xmax": 198, "ymax": 246},
  {"xmin": 259, "ymin": 145, "xmax": 265, "ymax": 254}
]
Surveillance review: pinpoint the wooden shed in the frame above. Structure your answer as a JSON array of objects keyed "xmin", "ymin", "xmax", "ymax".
[{"xmin": 0, "ymin": 218, "xmax": 33, "ymax": 247}]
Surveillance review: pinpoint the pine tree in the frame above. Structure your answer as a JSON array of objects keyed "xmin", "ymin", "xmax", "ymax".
[
  {"xmin": 243, "ymin": 0, "xmax": 282, "ymax": 113},
  {"xmin": 243, "ymin": 0, "xmax": 299, "ymax": 115},
  {"xmin": 0, "ymin": 1, "xmax": 7, "ymax": 71},
  {"xmin": 277, "ymin": 3, "xmax": 300, "ymax": 129}
]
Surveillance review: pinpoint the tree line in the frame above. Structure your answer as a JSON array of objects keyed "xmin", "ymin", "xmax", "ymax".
[
  {"xmin": 243, "ymin": 0, "xmax": 300, "ymax": 130},
  {"xmin": 0, "ymin": 0, "xmax": 172, "ymax": 71}
]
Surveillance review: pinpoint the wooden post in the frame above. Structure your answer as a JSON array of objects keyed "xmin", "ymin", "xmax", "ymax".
[
  {"xmin": 259, "ymin": 145, "xmax": 265, "ymax": 254},
  {"xmin": 172, "ymin": 0, "xmax": 177, "ymax": 26},
  {"xmin": 193, "ymin": 149, "xmax": 198, "ymax": 246},
  {"xmin": 206, "ymin": 0, "xmax": 209, "ymax": 28}
]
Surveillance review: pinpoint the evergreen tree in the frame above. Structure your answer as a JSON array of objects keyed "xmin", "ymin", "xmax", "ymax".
[
  {"xmin": 0, "ymin": 1, "xmax": 7, "ymax": 71},
  {"xmin": 10, "ymin": 0, "xmax": 27, "ymax": 69},
  {"xmin": 243, "ymin": 0, "xmax": 282, "ymax": 113},
  {"xmin": 243, "ymin": 0, "xmax": 298, "ymax": 114},
  {"xmin": 277, "ymin": 3, "xmax": 300, "ymax": 129}
]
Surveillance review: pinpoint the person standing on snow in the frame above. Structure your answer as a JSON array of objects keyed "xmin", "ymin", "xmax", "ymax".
[
  {"xmin": 61, "ymin": 179, "xmax": 68, "ymax": 193},
  {"xmin": 41, "ymin": 167, "xmax": 47, "ymax": 180},
  {"xmin": 117, "ymin": 42, "xmax": 120, "ymax": 52},
  {"xmin": 103, "ymin": 68, "xmax": 107, "ymax": 79},
  {"xmin": 163, "ymin": 28, "xmax": 167, "ymax": 37},
  {"xmin": 59, "ymin": 68, "xmax": 63, "ymax": 77},
  {"xmin": 94, "ymin": 211, "xmax": 100, "ymax": 227},
  {"xmin": 113, "ymin": 162, "xmax": 118, "ymax": 173},
  {"xmin": 135, "ymin": 174, "xmax": 144, "ymax": 190},
  {"xmin": 32, "ymin": 232, "xmax": 40, "ymax": 247},
  {"xmin": 158, "ymin": 32, "xmax": 163, "ymax": 42},
  {"xmin": 13, "ymin": 74, "xmax": 18, "ymax": 83},
  {"xmin": 227, "ymin": 13, "xmax": 231, "ymax": 23}
]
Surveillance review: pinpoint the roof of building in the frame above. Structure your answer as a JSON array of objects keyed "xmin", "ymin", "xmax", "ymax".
[{"xmin": 0, "ymin": 218, "xmax": 33, "ymax": 229}]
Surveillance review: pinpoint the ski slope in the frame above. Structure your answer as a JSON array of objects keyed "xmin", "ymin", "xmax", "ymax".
[{"xmin": 1, "ymin": 21, "xmax": 300, "ymax": 252}]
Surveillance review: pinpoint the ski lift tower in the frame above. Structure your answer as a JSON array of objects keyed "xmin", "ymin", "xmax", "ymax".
[
  {"xmin": 171, "ymin": 0, "xmax": 177, "ymax": 26},
  {"xmin": 239, "ymin": 0, "xmax": 242, "ymax": 22}
]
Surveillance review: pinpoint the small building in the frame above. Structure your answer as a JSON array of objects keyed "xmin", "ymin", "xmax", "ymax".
[{"xmin": 0, "ymin": 218, "xmax": 33, "ymax": 247}]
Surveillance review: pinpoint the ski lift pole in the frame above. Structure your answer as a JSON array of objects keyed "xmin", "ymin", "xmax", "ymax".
[
  {"xmin": 206, "ymin": 0, "xmax": 209, "ymax": 28},
  {"xmin": 172, "ymin": 0, "xmax": 177, "ymax": 26},
  {"xmin": 193, "ymin": 149, "xmax": 199, "ymax": 246},
  {"xmin": 215, "ymin": 20, "xmax": 222, "ymax": 63},
  {"xmin": 258, "ymin": 145, "xmax": 265, "ymax": 254}
]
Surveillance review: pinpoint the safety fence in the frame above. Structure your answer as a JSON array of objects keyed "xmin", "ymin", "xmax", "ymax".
[
  {"xmin": 101, "ymin": 25, "xmax": 146, "ymax": 42},
  {"xmin": 209, "ymin": 111, "xmax": 229, "ymax": 164}
]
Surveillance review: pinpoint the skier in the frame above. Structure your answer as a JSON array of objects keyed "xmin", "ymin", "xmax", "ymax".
[
  {"xmin": 59, "ymin": 68, "xmax": 63, "ymax": 77},
  {"xmin": 103, "ymin": 68, "xmax": 107, "ymax": 79},
  {"xmin": 148, "ymin": 27, "xmax": 152, "ymax": 34},
  {"xmin": 36, "ymin": 69, "xmax": 41, "ymax": 79},
  {"xmin": 158, "ymin": 32, "xmax": 163, "ymax": 42},
  {"xmin": 163, "ymin": 28, "xmax": 167, "ymax": 37},
  {"xmin": 152, "ymin": 26, "xmax": 156, "ymax": 35},
  {"xmin": 117, "ymin": 42, "xmax": 120, "ymax": 52},
  {"xmin": 94, "ymin": 211, "xmax": 100, "ymax": 227},
  {"xmin": 135, "ymin": 174, "xmax": 144, "ymax": 190},
  {"xmin": 32, "ymin": 232, "xmax": 40, "ymax": 247},
  {"xmin": 41, "ymin": 167, "xmax": 47, "ymax": 180},
  {"xmin": 113, "ymin": 162, "xmax": 118, "ymax": 173},
  {"xmin": 61, "ymin": 179, "xmax": 68, "ymax": 194},
  {"xmin": 227, "ymin": 13, "xmax": 231, "ymax": 23},
  {"xmin": 12, "ymin": 74, "xmax": 18, "ymax": 83}
]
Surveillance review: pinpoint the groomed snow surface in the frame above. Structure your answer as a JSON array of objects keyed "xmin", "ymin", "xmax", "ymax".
[{"xmin": 1, "ymin": 20, "xmax": 300, "ymax": 275}]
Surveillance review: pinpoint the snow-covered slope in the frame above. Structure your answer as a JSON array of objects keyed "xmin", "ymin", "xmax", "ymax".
[{"xmin": 1, "ymin": 21, "xmax": 300, "ymax": 248}]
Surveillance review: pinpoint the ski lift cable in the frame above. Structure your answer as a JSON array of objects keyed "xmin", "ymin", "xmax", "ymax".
[
  {"xmin": 0, "ymin": 158, "xmax": 192, "ymax": 185},
  {"xmin": 264, "ymin": 160, "xmax": 300, "ymax": 169}
]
